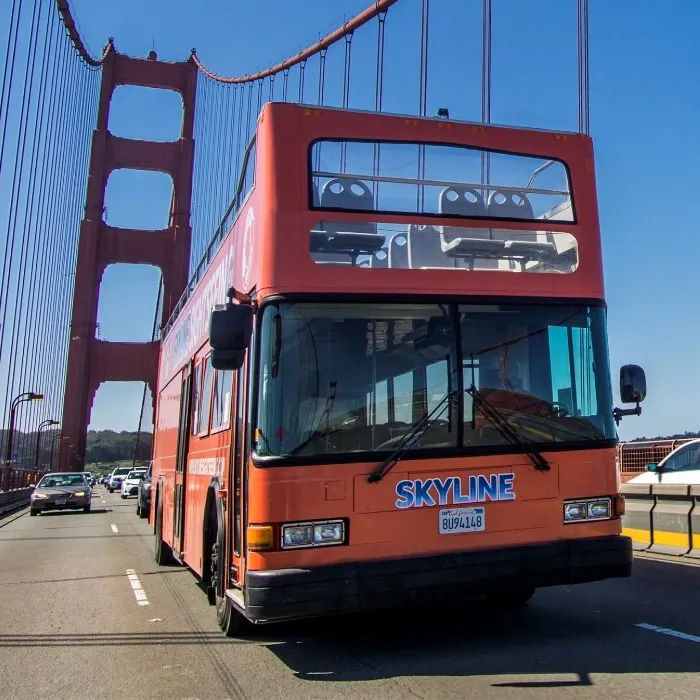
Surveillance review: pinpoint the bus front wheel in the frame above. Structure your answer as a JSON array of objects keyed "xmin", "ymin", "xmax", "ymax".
[{"xmin": 209, "ymin": 532, "xmax": 248, "ymax": 636}]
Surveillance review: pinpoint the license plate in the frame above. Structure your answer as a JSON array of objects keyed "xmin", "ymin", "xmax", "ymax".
[
  {"xmin": 439, "ymin": 507, "xmax": 485, "ymax": 534},
  {"xmin": 54, "ymin": 499, "xmax": 67, "ymax": 505}
]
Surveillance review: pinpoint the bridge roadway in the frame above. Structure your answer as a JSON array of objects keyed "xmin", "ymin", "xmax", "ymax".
[{"xmin": 0, "ymin": 488, "xmax": 697, "ymax": 699}]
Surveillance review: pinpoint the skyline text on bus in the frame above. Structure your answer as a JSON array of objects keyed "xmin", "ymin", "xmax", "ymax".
[{"xmin": 395, "ymin": 473, "xmax": 516, "ymax": 509}]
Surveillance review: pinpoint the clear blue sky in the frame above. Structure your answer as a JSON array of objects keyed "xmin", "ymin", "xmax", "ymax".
[{"xmin": 67, "ymin": 0, "xmax": 700, "ymax": 441}]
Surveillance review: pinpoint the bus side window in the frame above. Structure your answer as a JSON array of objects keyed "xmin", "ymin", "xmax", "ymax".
[
  {"xmin": 191, "ymin": 362, "xmax": 201, "ymax": 436},
  {"xmin": 211, "ymin": 369, "xmax": 233, "ymax": 430},
  {"xmin": 197, "ymin": 356, "xmax": 215, "ymax": 435}
]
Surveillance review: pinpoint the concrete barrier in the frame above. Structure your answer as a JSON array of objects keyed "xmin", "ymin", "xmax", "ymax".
[
  {"xmin": 621, "ymin": 483, "xmax": 653, "ymax": 551},
  {"xmin": 648, "ymin": 484, "xmax": 692, "ymax": 556},
  {"xmin": 0, "ymin": 488, "xmax": 32, "ymax": 517},
  {"xmin": 689, "ymin": 485, "xmax": 700, "ymax": 560},
  {"xmin": 622, "ymin": 483, "xmax": 698, "ymax": 559}
]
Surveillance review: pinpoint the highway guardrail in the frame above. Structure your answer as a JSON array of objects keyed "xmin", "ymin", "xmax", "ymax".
[
  {"xmin": 0, "ymin": 488, "xmax": 32, "ymax": 517},
  {"xmin": 622, "ymin": 483, "xmax": 699, "ymax": 559}
]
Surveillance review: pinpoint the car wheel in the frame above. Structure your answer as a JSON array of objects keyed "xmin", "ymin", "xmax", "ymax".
[
  {"xmin": 120, "ymin": 494, "xmax": 127, "ymax": 499},
  {"xmin": 108, "ymin": 488, "xmax": 113, "ymax": 493},
  {"xmin": 136, "ymin": 502, "xmax": 141, "ymax": 516},
  {"xmin": 29, "ymin": 509, "xmax": 37, "ymax": 517},
  {"xmin": 83, "ymin": 505, "xmax": 91, "ymax": 513},
  {"xmin": 139, "ymin": 502, "xmax": 148, "ymax": 519}
]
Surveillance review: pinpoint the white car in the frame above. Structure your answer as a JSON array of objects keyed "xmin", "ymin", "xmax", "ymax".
[
  {"xmin": 108, "ymin": 466, "xmax": 131, "ymax": 493},
  {"xmin": 627, "ymin": 439, "xmax": 700, "ymax": 485},
  {"xmin": 120, "ymin": 469, "xmax": 147, "ymax": 499}
]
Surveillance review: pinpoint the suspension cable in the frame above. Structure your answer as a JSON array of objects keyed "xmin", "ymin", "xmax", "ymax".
[{"xmin": 189, "ymin": 0, "xmax": 398, "ymax": 85}]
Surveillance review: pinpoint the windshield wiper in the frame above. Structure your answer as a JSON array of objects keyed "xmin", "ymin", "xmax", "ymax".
[
  {"xmin": 467, "ymin": 383, "xmax": 550, "ymax": 472},
  {"xmin": 367, "ymin": 390, "xmax": 458, "ymax": 483}
]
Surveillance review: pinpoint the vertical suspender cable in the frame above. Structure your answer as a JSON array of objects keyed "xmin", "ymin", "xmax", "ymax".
[
  {"xmin": 417, "ymin": 0, "xmax": 429, "ymax": 211},
  {"xmin": 340, "ymin": 31, "xmax": 353, "ymax": 172},
  {"xmin": 298, "ymin": 59, "xmax": 306, "ymax": 103},
  {"xmin": 373, "ymin": 11, "xmax": 387, "ymax": 202},
  {"xmin": 282, "ymin": 68, "xmax": 289, "ymax": 102},
  {"xmin": 481, "ymin": 0, "xmax": 492, "ymax": 189},
  {"xmin": 317, "ymin": 48, "xmax": 327, "ymax": 106},
  {"xmin": 577, "ymin": 0, "xmax": 590, "ymax": 134}
]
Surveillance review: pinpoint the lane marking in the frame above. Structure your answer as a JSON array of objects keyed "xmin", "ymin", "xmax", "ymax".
[
  {"xmin": 635, "ymin": 623, "xmax": 700, "ymax": 644},
  {"xmin": 125, "ymin": 569, "xmax": 150, "ymax": 606},
  {"xmin": 110, "ymin": 524, "xmax": 118, "ymax": 533}
]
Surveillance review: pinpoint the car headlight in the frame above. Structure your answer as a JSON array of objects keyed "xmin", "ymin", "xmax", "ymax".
[
  {"xmin": 563, "ymin": 497, "xmax": 612, "ymax": 523},
  {"xmin": 32, "ymin": 492, "xmax": 48, "ymax": 499},
  {"xmin": 144, "ymin": 484, "xmax": 151, "ymax": 491},
  {"xmin": 281, "ymin": 519, "xmax": 345, "ymax": 550}
]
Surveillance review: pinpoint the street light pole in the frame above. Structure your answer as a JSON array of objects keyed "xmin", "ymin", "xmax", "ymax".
[
  {"xmin": 49, "ymin": 433, "xmax": 64, "ymax": 471},
  {"xmin": 4, "ymin": 392, "xmax": 43, "ymax": 467},
  {"xmin": 35, "ymin": 419, "xmax": 59, "ymax": 468}
]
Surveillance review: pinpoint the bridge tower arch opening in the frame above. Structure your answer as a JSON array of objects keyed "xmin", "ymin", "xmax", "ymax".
[{"xmin": 59, "ymin": 52, "xmax": 197, "ymax": 471}]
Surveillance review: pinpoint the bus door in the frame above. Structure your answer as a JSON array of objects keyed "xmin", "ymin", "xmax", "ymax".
[
  {"xmin": 228, "ymin": 359, "xmax": 248, "ymax": 588},
  {"xmin": 173, "ymin": 363, "xmax": 193, "ymax": 556}
]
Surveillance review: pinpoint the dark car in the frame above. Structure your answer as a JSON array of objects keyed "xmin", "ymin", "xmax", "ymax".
[
  {"xmin": 136, "ymin": 462, "xmax": 152, "ymax": 519},
  {"xmin": 30, "ymin": 472, "xmax": 92, "ymax": 516}
]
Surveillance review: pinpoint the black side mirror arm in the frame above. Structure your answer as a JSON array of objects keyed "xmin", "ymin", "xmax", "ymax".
[{"xmin": 613, "ymin": 402, "xmax": 642, "ymax": 426}]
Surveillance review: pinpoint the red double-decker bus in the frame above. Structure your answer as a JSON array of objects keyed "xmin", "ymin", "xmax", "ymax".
[{"xmin": 151, "ymin": 102, "xmax": 646, "ymax": 634}]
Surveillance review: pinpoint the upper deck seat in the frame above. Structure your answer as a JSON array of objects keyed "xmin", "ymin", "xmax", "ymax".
[
  {"xmin": 487, "ymin": 190, "xmax": 556, "ymax": 267},
  {"xmin": 438, "ymin": 186, "xmax": 501, "ymax": 267},
  {"xmin": 408, "ymin": 225, "xmax": 459, "ymax": 268},
  {"xmin": 310, "ymin": 178, "xmax": 385, "ymax": 263},
  {"xmin": 388, "ymin": 232, "xmax": 409, "ymax": 268}
]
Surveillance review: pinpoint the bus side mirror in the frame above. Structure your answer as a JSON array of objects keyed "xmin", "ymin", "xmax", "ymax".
[
  {"xmin": 620, "ymin": 364, "xmax": 646, "ymax": 403},
  {"xmin": 209, "ymin": 303, "xmax": 254, "ymax": 370},
  {"xmin": 613, "ymin": 364, "xmax": 646, "ymax": 425}
]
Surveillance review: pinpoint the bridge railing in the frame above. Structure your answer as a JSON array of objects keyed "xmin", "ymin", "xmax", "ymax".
[
  {"xmin": 617, "ymin": 439, "xmax": 695, "ymax": 480},
  {"xmin": 0, "ymin": 467, "xmax": 44, "ymax": 493}
]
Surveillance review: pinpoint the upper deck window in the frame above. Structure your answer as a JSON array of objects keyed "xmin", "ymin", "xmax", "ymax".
[{"xmin": 310, "ymin": 140, "xmax": 573, "ymax": 222}]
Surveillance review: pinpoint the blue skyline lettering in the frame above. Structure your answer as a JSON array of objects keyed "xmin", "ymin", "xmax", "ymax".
[{"xmin": 393, "ymin": 472, "xmax": 517, "ymax": 509}]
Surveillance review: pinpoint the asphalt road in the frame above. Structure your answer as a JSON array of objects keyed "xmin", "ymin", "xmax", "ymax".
[{"xmin": 0, "ymin": 487, "xmax": 698, "ymax": 699}]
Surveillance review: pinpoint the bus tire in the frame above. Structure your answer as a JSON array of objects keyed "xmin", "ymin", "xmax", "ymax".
[
  {"xmin": 488, "ymin": 586, "xmax": 535, "ymax": 608},
  {"xmin": 205, "ymin": 489, "xmax": 248, "ymax": 636},
  {"xmin": 154, "ymin": 492, "xmax": 175, "ymax": 566}
]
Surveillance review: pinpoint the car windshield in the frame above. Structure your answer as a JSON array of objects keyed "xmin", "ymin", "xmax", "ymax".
[
  {"xmin": 127, "ymin": 471, "xmax": 145, "ymax": 479},
  {"xmin": 113, "ymin": 468, "xmax": 131, "ymax": 476},
  {"xmin": 255, "ymin": 301, "xmax": 615, "ymax": 458},
  {"xmin": 661, "ymin": 443, "xmax": 700, "ymax": 472},
  {"xmin": 38, "ymin": 474, "xmax": 86, "ymax": 488}
]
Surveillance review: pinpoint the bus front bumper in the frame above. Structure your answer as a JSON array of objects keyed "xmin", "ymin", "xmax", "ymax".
[{"xmin": 243, "ymin": 535, "xmax": 631, "ymax": 624}]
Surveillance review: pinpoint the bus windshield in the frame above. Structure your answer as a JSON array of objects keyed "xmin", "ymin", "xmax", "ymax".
[{"xmin": 255, "ymin": 302, "xmax": 616, "ymax": 459}]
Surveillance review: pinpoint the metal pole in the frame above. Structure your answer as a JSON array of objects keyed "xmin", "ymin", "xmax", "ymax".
[
  {"xmin": 34, "ymin": 418, "xmax": 57, "ymax": 468},
  {"xmin": 4, "ymin": 392, "xmax": 43, "ymax": 466},
  {"xmin": 49, "ymin": 433, "xmax": 62, "ymax": 471}
]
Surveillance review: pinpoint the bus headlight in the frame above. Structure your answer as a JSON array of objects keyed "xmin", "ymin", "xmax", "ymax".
[
  {"xmin": 563, "ymin": 497, "xmax": 612, "ymax": 523},
  {"xmin": 281, "ymin": 519, "xmax": 345, "ymax": 549}
]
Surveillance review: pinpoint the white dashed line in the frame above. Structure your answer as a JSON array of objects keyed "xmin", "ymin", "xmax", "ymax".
[
  {"xmin": 635, "ymin": 623, "xmax": 700, "ymax": 643},
  {"xmin": 110, "ymin": 523, "xmax": 118, "ymax": 533},
  {"xmin": 126, "ymin": 569, "xmax": 150, "ymax": 606}
]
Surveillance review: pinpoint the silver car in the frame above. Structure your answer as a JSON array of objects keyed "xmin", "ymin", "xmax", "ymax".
[{"xmin": 30, "ymin": 472, "xmax": 92, "ymax": 516}]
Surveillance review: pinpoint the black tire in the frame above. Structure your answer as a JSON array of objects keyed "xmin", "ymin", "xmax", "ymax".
[
  {"xmin": 29, "ymin": 509, "xmax": 37, "ymax": 517},
  {"xmin": 136, "ymin": 502, "xmax": 141, "ymax": 516},
  {"xmin": 487, "ymin": 586, "xmax": 535, "ymax": 609},
  {"xmin": 154, "ymin": 493, "xmax": 176, "ymax": 566},
  {"xmin": 139, "ymin": 502, "xmax": 148, "ymax": 519},
  {"xmin": 206, "ymin": 497, "xmax": 248, "ymax": 636},
  {"xmin": 83, "ymin": 505, "xmax": 91, "ymax": 513},
  {"xmin": 108, "ymin": 488, "xmax": 113, "ymax": 493},
  {"xmin": 120, "ymin": 494, "xmax": 127, "ymax": 499}
]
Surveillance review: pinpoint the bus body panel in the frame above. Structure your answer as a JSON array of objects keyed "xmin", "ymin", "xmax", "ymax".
[{"xmin": 151, "ymin": 103, "xmax": 629, "ymax": 626}]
